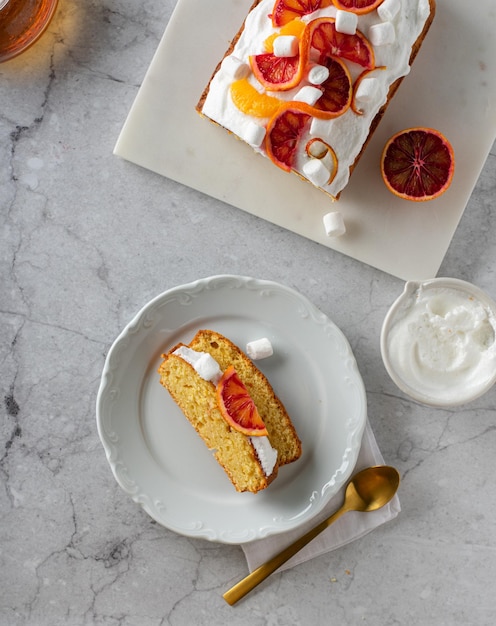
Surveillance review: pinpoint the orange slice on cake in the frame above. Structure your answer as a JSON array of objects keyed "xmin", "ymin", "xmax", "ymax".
[
  {"xmin": 271, "ymin": 0, "xmax": 333, "ymax": 27},
  {"xmin": 217, "ymin": 366, "xmax": 268, "ymax": 437},
  {"xmin": 332, "ymin": 0, "xmax": 386, "ymax": 14},
  {"xmin": 230, "ymin": 79, "xmax": 282, "ymax": 118},
  {"xmin": 312, "ymin": 56, "xmax": 352, "ymax": 117},
  {"xmin": 250, "ymin": 52, "xmax": 304, "ymax": 91},
  {"xmin": 264, "ymin": 19, "xmax": 306, "ymax": 52},
  {"xmin": 380, "ymin": 128, "xmax": 455, "ymax": 201},
  {"xmin": 266, "ymin": 107, "xmax": 312, "ymax": 171},
  {"xmin": 309, "ymin": 18, "xmax": 375, "ymax": 69}
]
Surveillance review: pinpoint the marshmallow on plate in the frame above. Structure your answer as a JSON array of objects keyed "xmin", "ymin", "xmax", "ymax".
[{"xmin": 246, "ymin": 338, "xmax": 273, "ymax": 360}]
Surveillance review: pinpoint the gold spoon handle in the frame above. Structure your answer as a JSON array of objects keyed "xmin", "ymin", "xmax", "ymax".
[{"xmin": 223, "ymin": 505, "xmax": 348, "ymax": 605}]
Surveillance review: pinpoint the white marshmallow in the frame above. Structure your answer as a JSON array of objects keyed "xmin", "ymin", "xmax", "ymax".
[
  {"xmin": 293, "ymin": 86, "xmax": 323, "ymax": 106},
  {"xmin": 246, "ymin": 338, "xmax": 273, "ymax": 360},
  {"xmin": 306, "ymin": 140, "xmax": 336, "ymax": 174},
  {"xmin": 335, "ymin": 10, "xmax": 358, "ymax": 35},
  {"xmin": 323, "ymin": 212, "xmax": 346, "ymax": 237},
  {"xmin": 196, "ymin": 354, "xmax": 223, "ymax": 384},
  {"xmin": 368, "ymin": 22, "xmax": 396, "ymax": 46},
  {"xmin": 354, "ymin": 77, "xmax": 379, "ymax": 106},
  {"xmin": 273, "ymin": 35, "xmax": 299, "ymax": 58},
  {"xmin": 242, "ymin": 122, "xmax": 266, "ymax": 148},
  {"xmin": 221, "ymin": 55, "xmax": 250, "ymax": 80},
  {"xmin": 378, "ymin": 0, "xmax": 401, "ymax": 22},
  {"xmin": 307, "ymin": 63, "xmax": 330, "ymax": 85},
  {"xmin": 310, "ymin": 116, "xmax": 330, "ymax": 138},
  {"xmin": 303, "ymin": 159, "xmax": 331, "ymax": 187}
]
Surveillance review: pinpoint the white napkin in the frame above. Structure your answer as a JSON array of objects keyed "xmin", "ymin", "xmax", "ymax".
[{"xmin": 242, "ymin": 420, "xmax": 401, "ymax": 572}]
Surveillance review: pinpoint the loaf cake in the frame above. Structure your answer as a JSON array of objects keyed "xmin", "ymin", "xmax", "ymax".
[
  {"xmin": 158, "ymin": 330, "xmax": 301, "ymax": 493},
  {"xmin": 197, "ymin": 0, "xmax": 436, "ymax": 200}
]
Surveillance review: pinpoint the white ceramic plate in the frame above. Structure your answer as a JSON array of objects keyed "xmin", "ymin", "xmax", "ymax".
[
  {"xmin": 114, "ymin": 0, "xmax": 496, "ymax": 281},
  {"xmin": 96, "ymin": 275, "xmax": 366, "ymax": 544}
]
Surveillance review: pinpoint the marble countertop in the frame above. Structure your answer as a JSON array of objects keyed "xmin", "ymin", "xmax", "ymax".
[{"xmin": 1, "ymin": 1, "xmax": 495, "ymax": 624}]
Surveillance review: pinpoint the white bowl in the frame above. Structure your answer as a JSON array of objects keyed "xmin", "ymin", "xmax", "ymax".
[{"xmin": 380, "ymin": 278, "xmax": 496, "ymax": 407}]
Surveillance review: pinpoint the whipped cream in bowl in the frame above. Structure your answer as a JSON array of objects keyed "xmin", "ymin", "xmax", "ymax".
[{"xmin": 380, "ymin": 278, "xmax": 496, "ymax": 407}]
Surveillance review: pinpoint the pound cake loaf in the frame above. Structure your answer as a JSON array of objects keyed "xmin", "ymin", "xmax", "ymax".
[
  {"xmin": 158, "ymin": 330, "xmax": 301, "ymax": 493},
  {"xmin": 197, "ymin": 0, "xmax": 436, "ymax": 200}
]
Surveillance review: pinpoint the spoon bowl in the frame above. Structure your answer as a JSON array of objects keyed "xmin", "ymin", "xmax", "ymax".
[
  {"xmin": 346, "ymin": 465, "xmax": 400, "ymax": 513},
  {"xmin": 223, "ymin": 465, "xmax": 400, "ymax": 605}
]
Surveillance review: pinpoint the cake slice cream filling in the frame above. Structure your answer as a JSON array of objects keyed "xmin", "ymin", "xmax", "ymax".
[
  {"xmin": 172, "ymin": 345, "xmax": 278, "ymax": 476},
  {"xmin": 200, "ymin": 0, "xmax": 433, "ymax": 198}
]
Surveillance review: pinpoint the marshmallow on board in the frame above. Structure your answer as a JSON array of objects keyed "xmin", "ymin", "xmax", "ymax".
[{"xmin": 323, "ymin": 211, "xmax": 346, "ymax": 237}]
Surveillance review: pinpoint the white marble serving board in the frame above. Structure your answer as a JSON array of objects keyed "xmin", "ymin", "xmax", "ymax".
[{"xmin": 114, "ymin": 0, "xmax": 496, "ymax": 281}]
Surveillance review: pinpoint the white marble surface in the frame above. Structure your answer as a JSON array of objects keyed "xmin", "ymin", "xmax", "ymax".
[{"xmin": 1, "ymin": 1, "xmax": 495, "ymax": 625}]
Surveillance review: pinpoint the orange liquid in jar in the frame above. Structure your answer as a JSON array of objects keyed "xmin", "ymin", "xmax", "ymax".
[{"xmin": 0, "ymin": 0, "xmax": 58, "ymax": 63}]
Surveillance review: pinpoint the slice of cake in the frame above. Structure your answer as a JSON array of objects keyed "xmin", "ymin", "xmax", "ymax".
[
  {"xmin": 197, "ymin": 0, "xmax": 436, "ymax": 200},
  {"xmin": 158, "ymin": 330, "xmax": 301, "ymax": 493}
]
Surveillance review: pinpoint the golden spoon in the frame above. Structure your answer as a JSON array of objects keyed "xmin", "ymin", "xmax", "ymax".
[{"xmin": 223, "ymin": 465, "xmax": 400, "ymax": 605}]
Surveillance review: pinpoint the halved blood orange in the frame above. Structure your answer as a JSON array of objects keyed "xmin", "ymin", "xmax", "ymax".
[
  {"xmin": 217, "ymin": 365, "xmax": 268, "ymax": 437},
  {"xmin": 266, "ymin": 107, "xmax": 311, "ymax": 171},
  {"xmin": 230, "ymin": 78, "xmax": 282, "ymax": 118},
  {"xmin": 380, "ymin": 128, "xmax": 455, "ymax": 201},
  {"xmin": 250, "ymin": 52, "xmax": 303, "ymax": 91},
  {"xmin": 312, "ymin": 56, "xmax": 352, "ymax": 116},
  {"xmin": 309, "ymin": 18, "xmax": 375, "ymax": 69},
  {"xmin": 332, "ymin": 0, "xmax": 385, "ymax": 14},
  {"xmin": 271, "ymin": 0, "xmax": 332, "ymax": 27}
]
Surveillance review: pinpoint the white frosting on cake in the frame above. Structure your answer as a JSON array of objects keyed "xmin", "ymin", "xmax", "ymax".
[
  {"xmin": 173, "ymin": 346, "xmax": 222, "ymax": 385},
  {"xmin": 201, "ymin": 0, "xmax": 432, "ymax": 198}
]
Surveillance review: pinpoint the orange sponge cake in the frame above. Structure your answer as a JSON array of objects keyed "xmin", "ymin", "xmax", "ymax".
[
  {"xmin": 197, "ymin": 0, "xmax": 436, "ymax": 200},
  {"xmin": 158, "ymin": 330, "xmax": 301, "ymax": 493}
]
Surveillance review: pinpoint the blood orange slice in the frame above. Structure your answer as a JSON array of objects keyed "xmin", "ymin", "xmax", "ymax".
[
  {"xmin": 271, "ymin": 0, "xmax": 332, "ymax": 27},
  {"xmin": 380, "ymin": 128, "xmax": 455, "ymax": 201},
  {"xmin": 266, "ymin": 107, "xmax": 311, "ymax": 171},
  {"xmin": 251, "ymin": 52, "xmax": 303, "ymax": 91},
  {"xmin": 217, "ymin": 365, "xmax": 268, "ymax": 437},
  {"xmin": 309, "ymin": 18, "xmax": 375, "ymax": 69},
  {"xmin": 313, "ymin": 56, "xmax": 352, "ymax": 116},
  {"xmin": 332, "ymin": 0, "xmax": 385, "ymax": 14}
]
